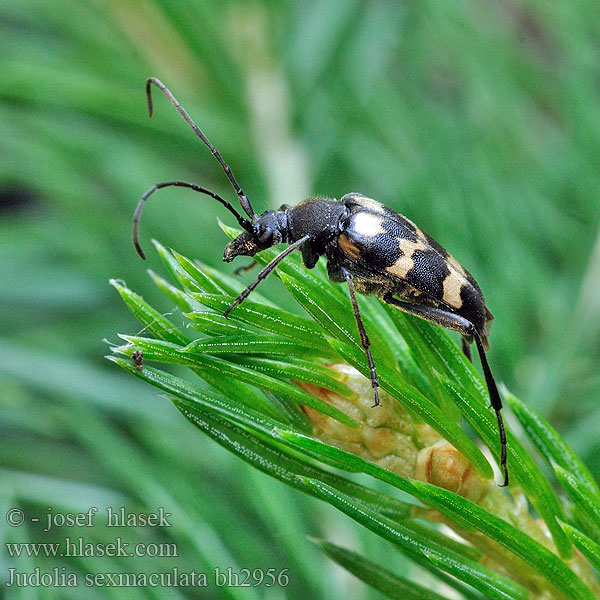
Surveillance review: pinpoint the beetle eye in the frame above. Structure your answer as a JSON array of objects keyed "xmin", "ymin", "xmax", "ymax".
[{"xmin": 257, "ymin": 226, "xmax": 273, "ymax": 245}]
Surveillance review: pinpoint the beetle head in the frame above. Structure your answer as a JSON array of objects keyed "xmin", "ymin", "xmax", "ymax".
[{"xmin": 223, "ymin": 210, "xmax": 288, "ymax": 262}]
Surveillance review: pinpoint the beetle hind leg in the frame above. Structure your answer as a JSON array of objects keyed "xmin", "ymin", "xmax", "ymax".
[{"xmin": 382, "ymin": 293, "xmax": 508, "ymax": 487}]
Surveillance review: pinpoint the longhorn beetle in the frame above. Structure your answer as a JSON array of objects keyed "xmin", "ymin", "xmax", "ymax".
[{"xmin": 133, "ymin": 78, "xmax": 508, "ymax": 486}]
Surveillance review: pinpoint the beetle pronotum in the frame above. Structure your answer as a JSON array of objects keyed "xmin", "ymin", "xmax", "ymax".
[{"xmin": 133, "ymin": 78, "xmax": 508, "ymax": 486}]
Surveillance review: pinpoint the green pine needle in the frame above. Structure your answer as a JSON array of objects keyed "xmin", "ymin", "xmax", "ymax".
[{"xmin": 110, "ymin": 239, "xmax": 600, "ymax": 600}]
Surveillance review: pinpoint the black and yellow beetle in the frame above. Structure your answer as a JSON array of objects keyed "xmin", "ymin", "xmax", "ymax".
[{"xmin": 133, "ymin": 78, "xmax": 508, "ymax": 486}]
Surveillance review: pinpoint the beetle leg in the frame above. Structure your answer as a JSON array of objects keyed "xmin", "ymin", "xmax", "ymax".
[
  {"xmin": 461, "ymin": 338, "xmax": 472, "ymax": 363},
  {"xmin": 382, "ymin": 294, "xmax": 508, "ymax": 487},
  {"xmin": 233, "ymin": 261, "xmax": 258, "ymax": 276},
  {"xmin": 301, "ymin": 242, "xmax": 320, "ymax": 269},
  {"xmin": 224, "ymin": 234, "xmax": 310, "ymax": 318},
  {"xmin": 342, "ymin": 268, "xmax": 380, "ymax": 407}
]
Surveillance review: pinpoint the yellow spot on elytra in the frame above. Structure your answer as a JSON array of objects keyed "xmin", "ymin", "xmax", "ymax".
[
  {"xmin": 352, "ymin": 212, "xmax": 386, "ymax": 237},
  {"xmin": 353, "ymin": 194, "xmax": 387, "ymax": 214},
  {"xmin": 442, "ymin": 273, "xmax": 464, "ymax": 308},
  {"xmin": 386, "ymin": 238, "xmax": 428, "ymax": 278},
  {"xmin": 338, "ymin": 234, "xmax": 361, "ymax": 260},
  {"xmin": 447, "ymin": 254, "xmax": 467, "ymax": 277}
]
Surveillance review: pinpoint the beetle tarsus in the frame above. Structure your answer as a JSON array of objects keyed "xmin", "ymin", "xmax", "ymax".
[{"xmin": 371, "ymin": 384, "xmax": 380, "ymax": 408}]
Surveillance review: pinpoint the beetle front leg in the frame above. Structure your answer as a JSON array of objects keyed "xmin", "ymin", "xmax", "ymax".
[
  {"xmin": 382, "ymin": 293, "xmax": 508, "ymax": 487},
  {"xmin": 223, "ymin": 234, "xmax": 310, "ymax": 317},
  {"xmin": 233, "ymin": 260, "xmax": 258, "ymax": 276},
  {"xmin": 341, "ymin": 267, "xmax": 380, "ymax": 407},
  {"xmin": 300, "ymin": 242, "xmax": 320, "ymax": 269}
]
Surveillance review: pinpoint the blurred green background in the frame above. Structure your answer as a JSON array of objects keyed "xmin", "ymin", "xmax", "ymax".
[{"xmin": 1, "ymin": 0, "xmax": 599, "ymax": 598}]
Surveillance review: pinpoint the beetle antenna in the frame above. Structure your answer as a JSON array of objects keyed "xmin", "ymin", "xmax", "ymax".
[
  {"xmin": 146, "ymin": 77, "xmax": 255, "ymax": 220},
  {"xmin": 133, "ymin": 180, "xmax": 253, "ymax": 260}
]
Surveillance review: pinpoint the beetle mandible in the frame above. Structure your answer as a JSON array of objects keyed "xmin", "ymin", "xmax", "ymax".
[{"xmin": 133, "ymin": 78, "xmax": 508, "ymax": 487}]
